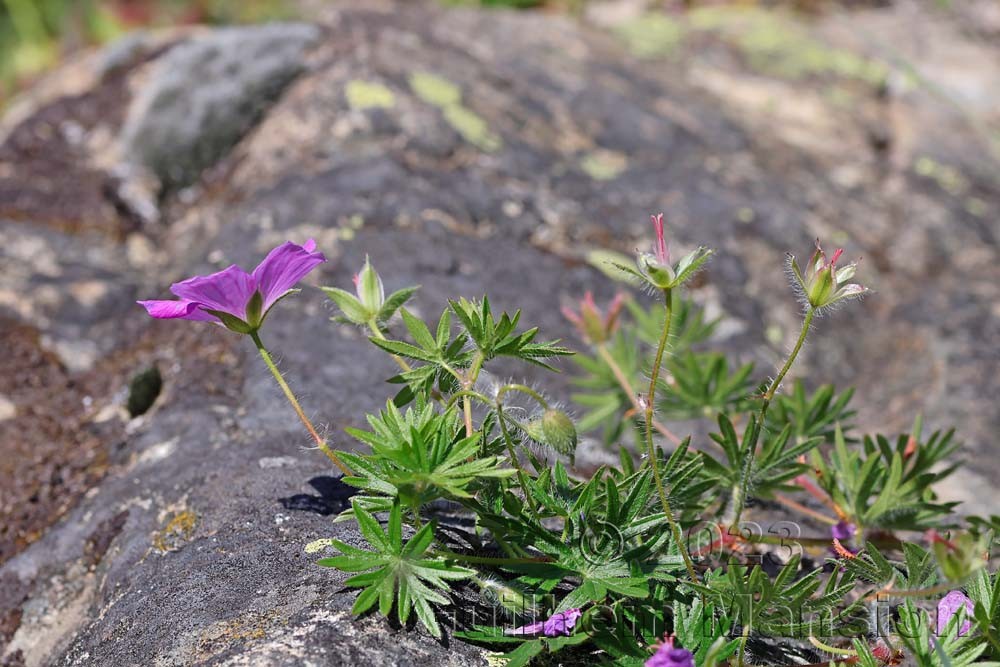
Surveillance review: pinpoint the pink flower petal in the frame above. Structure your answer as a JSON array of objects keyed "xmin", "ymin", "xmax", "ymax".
[
  {"xmin": 170, "ymin": 264, "xmax": 256, "ymax": 320},
  {"xmin": 137, "ymin": 299, "xmax": 216, "ymax": 321},
  {"xmin": 251, "ymin": 240, "xmax": 327, "ymax": 312}
]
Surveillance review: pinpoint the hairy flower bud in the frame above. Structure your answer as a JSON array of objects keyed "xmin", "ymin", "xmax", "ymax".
[
  {"xmin": 787, "ymin": 241, "xmax": 869, "ymax": 311},
  {"xmin": 475, "ymin": 576, "xmax": 538, "ymax": 617},
  {"xmin": 561, "ymin": 292, "xmax": 626, "ymax": 345},
  {"xmin": 526, "ymin": 409, "xmax": 578, "ymax": 459},
  {"xmin": 610, "ymin": 214, "xmax": 713, "ymax": 292},
  {"xmin": 355, "ymin": 256, "xmax": 385, "ymax": 315},
  {"xmin": 323, "ymin": 257, "xmax": 386, "ymax": 326}
]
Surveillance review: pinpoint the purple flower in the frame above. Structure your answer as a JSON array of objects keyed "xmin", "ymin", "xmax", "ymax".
[
  {"xmin": 138, "ymin": 240, "xmax": 325, "ymax": 333},
  {"xmin": 506, "ymin": 608, "xmax": 582, "ymax": 637},
  {"xmin": 938, "ymin": 590, "xmax": 974, "ymax": 637},
  {"xmin": 831, "ymin": 521, "xmax": 856, "ymax": 542},
  {"xmin": 646, "ymin": 636, "xmax": 694, "ymax": 667}
]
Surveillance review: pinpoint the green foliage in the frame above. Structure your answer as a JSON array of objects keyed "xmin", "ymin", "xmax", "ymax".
[
  {"xmin": 317, "ymin": 501, "xmax": 473, "ymax": 638},
  {"xmin": 691, "ymin": 555, "xmax": 857, "ymax": 637},
  {"xmin": 766, "ymin": 381, "xmax": 856, "ymax": 443},
  {"xmin": 702, "ymin": 413, "xmax": 816, "ymax": 507},
  {"xmin": 340, "ymin": 402, "xmax": 515, "ymax": 511},
  {"xmin": 895, "ymin": 600, "xmax": 997, "ymax": 667},
  {"xmin": 810, "ymin": 425, "xmax": 961, "ymax": 531},
  {"xmin": 304, "ymin": 235, "xmax": 989, "ymax": 665}
]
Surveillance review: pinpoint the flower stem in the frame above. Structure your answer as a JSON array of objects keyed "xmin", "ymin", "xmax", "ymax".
[
  {"xmin": 644, "ymin": 290, "xmax": 699, "ymax": 586},
  {"xmin": 250, "ymin": 332, "xmax": 351, "ymax": 476},
  {"xmin": 731, "ymin": 307, "xmax": 814, "ymax": 528},
  {"xmin": 596, "ymin": 344, "xmax": 682, "ymax": 445},
  {"xmin": 498, "ymin": 407, "xmax": 542, "ymax": 524},
  {"xmin": 772, "ymin": 492, "xmax": 838, "ymax": 525},
  {"xmin": 496, "ymin": 384, "xmax": 550, "ymax": 410},
  {"xmin": 461, "ymin": 352, "xmax": 486, "ymax": 437},
  {"xmin": 807, "ymin": 636, "xmax": 858, "ymax": 657},
  {"xmin": 367, "ymin": 320, "xmax": 412, "ymax": 373},
  {"xmin": 434, "ymin": 548, "xmax": 550, "ymax": 566}
]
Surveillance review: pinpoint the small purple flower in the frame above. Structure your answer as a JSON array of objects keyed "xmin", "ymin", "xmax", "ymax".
[
  {"xmin": 138, "ymin": 240, "xmax": 325, "ymax": 333},
  {"xmin": 646, "ymin": 636, "xmax": 694, "ymax": 667},
  {"xmin": 831, "ymin": 521, "xmax": 856, "ymax": 542},
  {"xmin": 938, "ymin": 590, "xmax": 974, "ymax": 637},
  {"xmin": 506, "ymin": 608, "xmax": 582, "ymax": 637}
]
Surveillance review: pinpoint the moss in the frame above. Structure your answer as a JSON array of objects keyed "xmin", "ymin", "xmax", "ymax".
[
  {"xmin": 152, "ymin": 510, "xmax": 198, "ymax": 553},
  {"xmin": 408, "ymin": 71, "xmax": 462, "ymax": 108},
  {"xmin": 615, "ymin": 13, "xmax": 686, "ymax": 59},
  {"xmin": 345, "ymin": 80, "xmax": 396, "ymax": 110},
  {"xmin": 443, "ymin": 105, "xmax": 502, "ymax": 152},
  {"xmin": 965, "ymin": 198, "xmax": 987, "ymax": 218},
  {"xmin": 409, "ymin": 71, "xmax": 502, "ymax": 152},
  {"xmin": 579, "ymin": 149, "xmax": 627, "ymax": 181},
  {"xmin": 915, "ymin": 156, "xmax": 968, "ymax": 196},
  {"xmin": 615, "ymin": 8, "xmax": 888, "ymax": 85},
  {"xmin": 692, "ymin": 7, "xmax": 888, "ymax": 84},
  {"xmin": 304, "ymin": 538, "xmax": 334, "ymax": 554},
  {"xmin": 197, "ymin": 610, "xmax": 283, "ymax": 653}
]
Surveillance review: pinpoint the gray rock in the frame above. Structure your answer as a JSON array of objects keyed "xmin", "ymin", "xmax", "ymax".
[
  {"xmin": 120, "ymin": 23, "xmax": 320, "ymax": 191},
  {"xmin": 97, "ymin": 31, "xmax": 152, "ymax": 78}
]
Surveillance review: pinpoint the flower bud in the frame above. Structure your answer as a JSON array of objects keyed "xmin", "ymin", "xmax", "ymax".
[
  {"xmin": 475, "ymin": 576, "xmax": 538, "ymax": 617},
  {"xmin": 929, "ymin": 531, "xmax": 987, "ymax": 583},
  {"xmin": 561, "ymin": 292, "xmax": 626, "ymax": 345},
  {"xmin": 526, "ymin": 409, "xmax": 578, "ymax": 459},
  {"xmin": 938, "ymin": 590, "xmax": 974, "ymax": 637},
  {"xmin": 611, "ymin": 214, "xmax": 712, "ymax": 292},
  {"xmin": 322, "ymin": 257, "xmax": 387, "ymax": 326},
  {"xmin": 355, "ymin": 256, "xmax": 385, "ymax": 315},
  {"xmin": 788, "ymin": 241, "xmax": 869, "ymax": 311},
  {"xmin": 639, "ymin": 253, "xmax": 677, "ymax": 289}
]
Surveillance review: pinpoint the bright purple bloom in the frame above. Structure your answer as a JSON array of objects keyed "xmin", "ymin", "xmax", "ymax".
[
  {"xmin": 831, "ymin": 521, "xmax": 856, "ymax": 542},
  {"xmin": 646, "ymin": 636, "xmax": 694, "ymax": 667},
  {"xmin": 506, "ymin": 608, "xmax": 582, "ymax": 637},
  {"xmin": 138, "ymin": 240, "xmax": 325, "ymax": 332},
  {"xmin": 938, "ymin": 590, "xmax": 974, "ymax": 637}
]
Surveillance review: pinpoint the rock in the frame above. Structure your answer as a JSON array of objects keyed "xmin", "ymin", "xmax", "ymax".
[
  {"xmin": 120, "ymin": 23, "xmax": 321, "ymax": 192},
  {"xmin": 0, "ymin": 2, "xmax": 998, "ymax": 665}
]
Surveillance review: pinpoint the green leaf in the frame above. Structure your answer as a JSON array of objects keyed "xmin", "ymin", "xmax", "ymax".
[
  {"xmin": 322, "ymin": 286, "xmax": 369, "ymax": 324},
  {"xmin": 378, "ymin": 286, "xmax": 420, "ymax": 324},
  {"xmin": 317, "ymin": 501, "xmax": 473, "ymax": 638}
]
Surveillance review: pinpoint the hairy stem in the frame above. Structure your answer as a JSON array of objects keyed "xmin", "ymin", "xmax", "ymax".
[
  {"xmin": 772, "ymin": 492, "xmax": 839, "ymax": 525},
  {"xmin": 644, "ymin": 290, "xmax": 699, "ymax": 586},
  {"xmin": 498, "ymin": 408, "xmax": 542, "ymax": 523},
  {"xmin": 462, "ymin": 352, "xmax": 486, "ymax": 437},
  {"xmin": 250, "ymin": 332, "xmax": 351, "ymax": 476},
  {"xmin": 731, "ymin": 307, "xmax": 814, "ymax": 528},
  {"xmin": 596, "ymin": 343, "xmax": 682, "ymax": 445},
  {"xmin": 496, "ymin": 383, "xmax": 549, "ymax": 410},
  {"xmin": 367, "ymin": 320, "xmax": 412, "ymax": 373},
  {"xmin": 434, "ymin": 548, "xmax": 550, "ymax": 566}
]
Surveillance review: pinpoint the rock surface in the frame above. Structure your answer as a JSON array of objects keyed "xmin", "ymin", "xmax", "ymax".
[{"xmin": 0, "ymin": 2, "xmax": 998, "ymax": 665}]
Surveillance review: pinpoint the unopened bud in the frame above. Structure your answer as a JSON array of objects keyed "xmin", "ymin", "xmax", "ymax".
[
  {"xmin": 788, "ymin": 241, "xmax": 868, "ymax": 311},
  {"xmin": 526, "ymin": 409, "xmax": 578, "ymax": 459},
  {"xmin": 356, "ymin": 256, "xmax": 385, "ymax": 314},
  {"xmin": 475, "ymin": 576, "xmax": 538, "ymax": 617}
]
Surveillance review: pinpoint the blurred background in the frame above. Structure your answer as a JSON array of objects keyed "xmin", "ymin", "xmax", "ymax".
[{"xmin": 0, "ymin": 1, "xmax": 998, "ymax": 663}]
